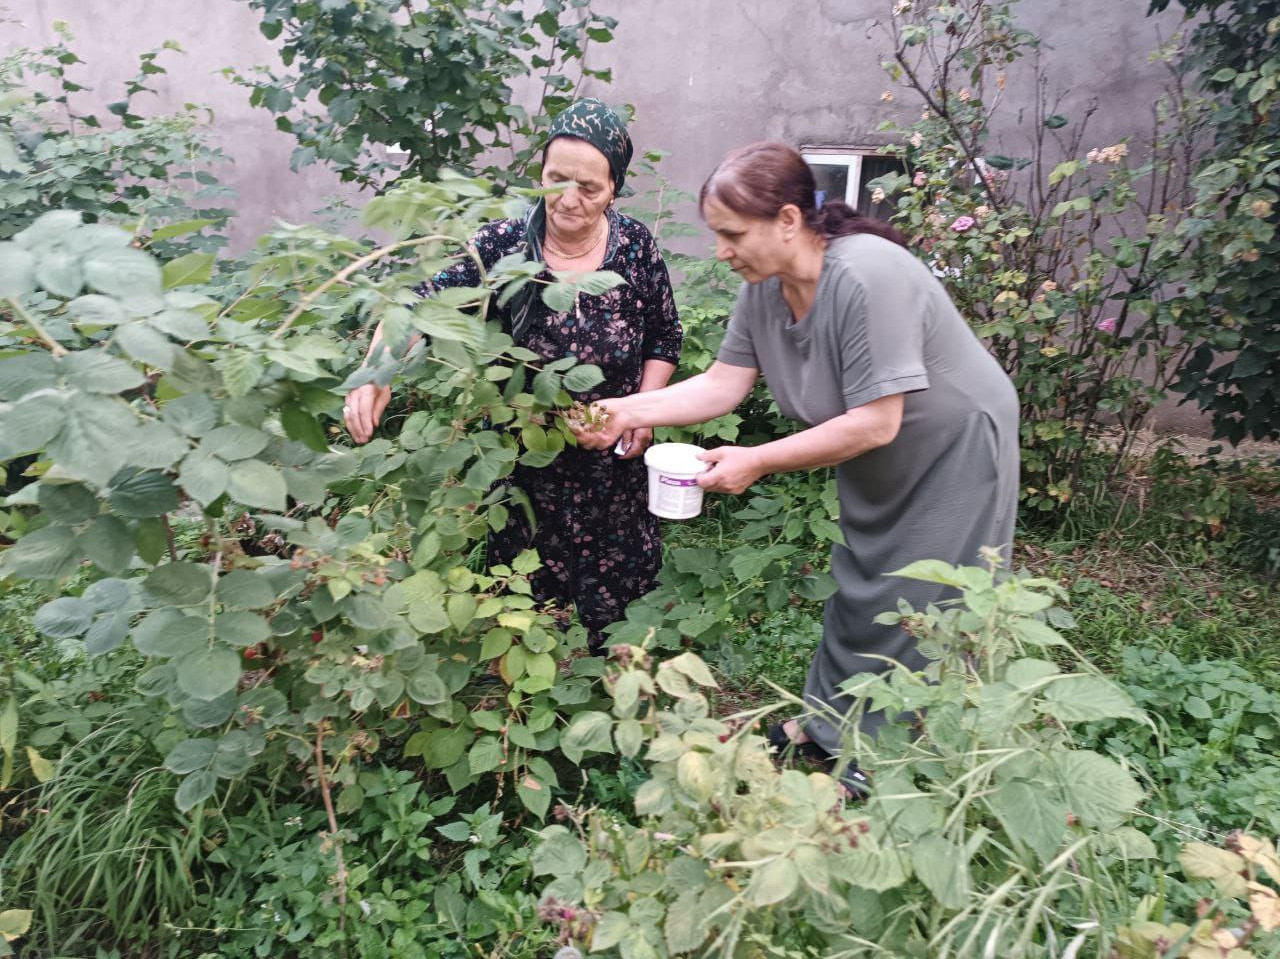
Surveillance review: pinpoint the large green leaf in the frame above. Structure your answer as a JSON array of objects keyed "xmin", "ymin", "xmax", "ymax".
[
  {"xmin": 227, "ymin": 460, "xmax": 287, "ymax": 512},
  {"xmin": 1040, "ymin": 675, "xmax": 1146, "ymax": 724},
  {"xmin": 1054, "ymin": 750, "xmax": 1145, "ymax": 829},
  {"xmin": 0, "ymin": 525, "xmax": 81, "ymax": 579},
  {"xmin": 68, "ymin": 293, "xmax": 127, "ymax": 327},
  {"xmin": 910, "ymin": 834, "xmax": 970, "ymax": 910},
  {"xmin": 37, "ymin": 482, "xmax": 99, "ymax": 524},
  {"xmin": 176, "ymin": 646, "xmax": 242, "ymax": 700},
  {"xmin": 107, "ymin": 470, "xmax": 180, "ymax": 517},
  {"xmin": 132, "ymin": 609, "xmax": 209, "ymax": 657},
  {"xmin": 560, "ymin": 710, "xmax": 614, "ymax": 763},
  {"xmin": 214, "ymin": 611, "xmax": 271, "ymax": 647},
  {"xmin": 202, "ymin": 425, "xmax": 270, "ymax": 461},
  {"xmin": 35, "ymin": 248, "xmax": 84, "ymax": 298},
  {"xmin": 144, "ymin": 562, "xmax": 214, "ymax": 605},
  {"xmin": 84, "ymin": 609, "xmax": 130, "ymax": 654},
  {"xmin": 0, "ymin": 353, "xmax": 56, "ymax": 400},
  {"xmin": 174, "ymin": 770, "xmax": 217, "ymax": 811},
  {"xmin": 562, "ymin": 363, "xmax": 605, "ymax": 393},
  {"xmin": 45, "ymin": 394, "xmax": 139, "ymax": 485},
  {"xmin": 0, "ymin": 244, "xmax": 36, "ymax": 297},
  {"xmin": 0, "ymin": 392, "xmax": 67, "ymax": 457},
  {"xmin": 162, "ymin": 252, "xmax": 215, "ymax": 289},
  {"xmin": 80, "ymin": 516, "xmax": 135, "ymax": 573},
  {"xmin": 216, "ymin": 570, "xmax": 277, "ymax": 610},
  {"xmin": 33, "ymin": 597, "xmax": 94, "ymax": 638},
  {"xmin": 115, "ymin": 321, "xmax": 177, "ymax": 367},
  {"xmin": 748, "ymin": 857, "xmax": 800, "ymax": 907},
  {"xmin": 163, "ymin": 393, "xmax": 218, "ymax": 436},
  {"xmin": 179, "ymin": 448, "xmax": 229, "ymax": 506},
  {"xmin": 84, "ymin": 246, "xmax": 163, "ymax": 298},
  {"xmin": 987, "ymin": 779, "xmax": 1067, "ymax": 865},
  {"xmin": 149, "ymin": 307, "xmax": 209, "ymax": 342},
  {"xmin": 531, "ymin": 826, "xmax": 587, "ymax": 878}
]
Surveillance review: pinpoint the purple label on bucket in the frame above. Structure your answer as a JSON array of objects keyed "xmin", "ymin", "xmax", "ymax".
[{"xmin": 659, "ymin": 476, "xmax": 699, "ymax": 487}]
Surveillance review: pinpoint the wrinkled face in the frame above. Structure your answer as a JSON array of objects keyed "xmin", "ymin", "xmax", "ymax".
[
  {"xmin": 542, "ymin": 137, "xmax": 614, "ymax": 238},
  {"xmin": 702, "ymin": 195, "xmax": 788, "ymax": 284}
]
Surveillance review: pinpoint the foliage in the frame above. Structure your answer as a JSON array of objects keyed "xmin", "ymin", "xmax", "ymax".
[
  {"xmin": 872, "ymin": 0, "xmax": 1220, "ymax": 512},
  {"xmin": 532, "ymin": 558, "xmax": 1159, "ymax": 957},
  {"xmin": 233, "ymin": 0, "xmax": 617, "ymax": 189},
  {"xmin": 1084, "ymin": 646, "xmax": 1280, "ymax": 839},
  {"xmin": 0, "ymin": 179, "xmax": 633, "ymax": 953},
  {"xmin": 0, "ymin": 23, "xmax": 231, "ymax": 250},
  {"xmin": 1149, "ymin": 0, "xmax": 1280, "ymax": 444}
]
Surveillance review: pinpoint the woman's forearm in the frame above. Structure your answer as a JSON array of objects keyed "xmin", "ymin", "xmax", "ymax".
[
  {"xmin": 637, "ymin": 358, "xmax": 676, "ymax": 392},
  {"xmin": 755, "ymin": 394, "xmax": 903, "ymax": 474},
  {"xmin": 608, "ymin": 361, "xmax": 758, "ymax": 430}
]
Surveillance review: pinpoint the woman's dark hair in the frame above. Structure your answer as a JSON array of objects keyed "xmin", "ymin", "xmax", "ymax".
[{"xmin": 699, "ymin": 141, "xmax": 910, "ymax": 249}]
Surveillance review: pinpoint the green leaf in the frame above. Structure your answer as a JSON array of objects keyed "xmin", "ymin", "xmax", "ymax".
[
  {"xmin": 162, "ymin": 252, "xmax": 215, "ymax": 288},
  {"xmin": 177, "ymin": 645, "xmax": 242, "ymax": 700},
  {"xmin": 532, "ymin": 827, "xmax": 588, "ymax": 878},
  {"xmin": 149, "ymin": 308, "xmax": 209, "ymax": 342},
  {"xmin": 216, "ymin": 570, "xmax": 277, "ymax": 610},
  {"xmin": 0, "ymin": 525, "xmax": 80, "ymax": 579},
  {"xmin": 35, "ymin": 248, "xmax": 84, "ymax": 298},
  {"xmin": 219, "ymin": 351, "xmax": 264, "ymax": 397},
  {"xmin": 562, "ymin": 363, "xmax": 605, "ymax": 393},
  {"xmin": 107, "ymin": 470, "xmax": 180, "ymax": 517},
  {"xmin": 1054, "ymin": 750, "xmax": 1144, "ymax": 829},
  {"xmin": 0, "ymin": 696, "xmax": 15, "ymax": 754},
  {"xmin": 133, "ymin": 609, "xmax": 208, "ymax": 657},
  {"xmin": 144, "ymin": 562, "xmax": 214, "ymax": 605},
  {"xmin": 0, "ymin": 910, "xmax": 33, "ymax": 941},
  {"xmin": 25, "ymin": 747, "xmax": 53, "ymax": 783},
  {"xmin": 178, "ymin": 448, "xmax": 229, "ymax": 506},
  {"xmin": 468, "ymin": 737, "xmax": 503, "ymax": 775},
  {"xmin": 281, "ymin": 404, "xmax": 330, "ymax": 452},
  {"xmin": 614, "ymin": 718, "xmax": 645, "ymax": 758},
  {"xmin": 227, "ymin": 460, "xmax": 288, "ymax": 512},
  {"xmin": 910, "ymin": 834, "xmax": 969, "ymax": 910},
  {"xmin": 150, "ymin": 218, "xmax": 219, "ymax": 241},
  {"xmin": 116, "ymin": 321, "xmax": 177, "ymax": 367},
  {"xmin": 0, "ymin": 353, "xmax": 56, "ymax": 400},
  {"xmin": 34, "ymin": 597, "xmax": 94, "ymax": 638},
  {"xmin": 36, "ymin": 482, "xmax": 99, "ymax": 524},
  {"xmin": 215, "ymin": 610, "xmax": 271, "ymax": 647},
  {"xmin": 0, "ymin": 244, "xmax": 36, "ymax": 297},
  {"xmin": 46, "ymin": 394, "xmax": 138, "ymax": 485},
  {"xmin": 987, "ymin": 779, "xmax": 1067, "ymax": 864},
  {"xmin": 84, "ymin": 246, "xmax": 163, "ymax": 298},
  {"xmin": 664, "ymin": 890, "xmax": 709, "ymax": 954},
  {"xmin": 749, "ymin": 857, "xmax": 799, "ymax": 907},
  {"xmin": 560, "ymin": 710, "xmax": 614, "ymax": 764},
  {"xmin": 163, "ymin": 737, "xmax": 216, "ymax": 774},
  {"xmin": 516, "ymin": 773, "xmax": 551, "ymax": 819},
  {"xmin": 202, "ymin": 425, "xmax": 270, "ymax": 461},
  {"xmin": 591, "ymin": 912, "xmax": 633, "ymax": 952},
  {"xmin": 0, "ymin": 392, "xmax": 68, "ymax": 458},
  {"xmin": 163, "ymin": 393, "xmax": 218, "ymax": 436},
  {"xmin": 1040, "ymin": 675, "xmax": 1145, "ymax": 723},
  {"xmin": 80, "ymin": 516, "xmax": 134, "ymax": 574},
  {"xmin": 174, "ymin": 770, "xmax": 217, "ymax": 811}
]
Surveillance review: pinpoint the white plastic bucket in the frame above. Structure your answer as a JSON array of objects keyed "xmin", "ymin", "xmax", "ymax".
[{"xmin": 643, "ymin": 443, "xmax": 709, "ymax": 519}]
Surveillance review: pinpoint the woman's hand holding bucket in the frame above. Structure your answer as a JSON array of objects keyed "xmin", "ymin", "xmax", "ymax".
[{"xmin": 693, "ymin": 445, "xmax": 765, "ymax": 495}]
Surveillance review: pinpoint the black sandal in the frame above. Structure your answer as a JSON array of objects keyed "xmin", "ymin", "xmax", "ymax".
[
  {"xmin": 828, "ymin": 761, "xmax": 871, "ymax": 801},
  {"xmin": 765, "ymin": 722, "xmax": 828, "ymax": 761}
]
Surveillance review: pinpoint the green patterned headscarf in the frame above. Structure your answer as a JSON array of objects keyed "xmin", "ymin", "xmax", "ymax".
[
  {"xmin": 545, "ymin": 97, "xmax": 633, "ymax": 197},
  {"xmin": 510, "ymin": 99, "xmax": 633, "ymax": 342}
]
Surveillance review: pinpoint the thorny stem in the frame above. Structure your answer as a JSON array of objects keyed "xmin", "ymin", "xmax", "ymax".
[
  {"xmin": 272, "ymin": 234, "xmax": 481, "ymax": 340},
  {"xmin": 314, "ymin": 724, "xmax": 349, "ymax": 927},
  {"xmin": 7, "ymin": 297, "xmax": 69, "ymax": 357}
]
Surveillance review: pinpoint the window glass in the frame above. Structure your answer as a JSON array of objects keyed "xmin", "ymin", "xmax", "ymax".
[
  {"xmin": 808, "ymin": 163, "xmax": 849, "ymax": 211},
  {"xmin": 857, "ymin": 155, "xmax": 904, "ymax": 219}
]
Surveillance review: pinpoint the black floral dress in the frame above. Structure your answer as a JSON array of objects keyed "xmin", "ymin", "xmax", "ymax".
[{"xmin": 420, "ymin": 209, "xmax": 682, "ymax": 645}]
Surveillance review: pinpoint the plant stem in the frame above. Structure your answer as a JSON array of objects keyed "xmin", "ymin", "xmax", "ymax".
[
  {"xmin": 314, "ymin": 724, "xmax": 349, "ymax": 928},
  {"xmin": 6, "ymin": 298, "xmax": 68, "ymax": 357}
]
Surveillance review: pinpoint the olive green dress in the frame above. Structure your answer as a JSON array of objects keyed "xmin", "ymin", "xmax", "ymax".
[{"xmin": 717, "ymin": 233, "xmax": 1020, "ymax": 754}]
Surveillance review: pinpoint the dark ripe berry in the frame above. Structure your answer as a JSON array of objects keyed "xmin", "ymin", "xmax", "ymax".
[
  {"xmin": 717, "ymin": 733, "xmax": 730, "ymax": 743},
  {"xmin": 311, "ymin": 630, "xmax": 323, "ymax": 643}
]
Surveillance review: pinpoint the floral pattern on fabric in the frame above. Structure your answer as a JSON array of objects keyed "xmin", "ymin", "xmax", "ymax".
[{"xmin": 418, "ymin": 209, "xmax": 682, "ymax": 642}]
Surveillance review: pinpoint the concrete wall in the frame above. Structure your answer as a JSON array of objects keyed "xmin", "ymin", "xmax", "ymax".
[{"xmin": 2, "ymin": 0, "xmax": 367, "ymax": 248}]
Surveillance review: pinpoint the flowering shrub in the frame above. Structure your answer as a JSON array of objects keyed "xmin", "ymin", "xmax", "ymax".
[{"xmin": 871, "ymin": 0, "xmax": 1222, "ymax": 511}]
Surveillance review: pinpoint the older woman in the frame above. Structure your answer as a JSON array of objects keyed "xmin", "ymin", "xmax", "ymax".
[
  {"xmin": 345, "ymin": 99, "xmax": 682, "ymax": 652},
  {"xmin": 573, "ymin": 142, "xmax": 1019, "ymax": 792}
]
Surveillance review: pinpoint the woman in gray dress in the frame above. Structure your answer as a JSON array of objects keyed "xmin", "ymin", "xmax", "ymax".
[{"xmin": 572, "ymin": 141, "xmax": 1019, "ymax": 794}]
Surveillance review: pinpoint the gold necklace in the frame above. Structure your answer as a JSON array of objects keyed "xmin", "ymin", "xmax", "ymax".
[{"xmin": 544, "ymin": 217, "xmax": 607, "ymax": 260}]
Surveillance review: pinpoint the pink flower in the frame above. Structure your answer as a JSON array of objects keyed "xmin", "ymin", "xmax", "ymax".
[
  {"xmin": 1096, "ymin": 317, "xmax": 1117, "ymax": 334},
  {"xmin": 950, "ymin": 216, "xmax": 975, "ymax": 232},
  {"xmin": 913, "ymin": 171, "xmax": 927, "ymax": 187}
]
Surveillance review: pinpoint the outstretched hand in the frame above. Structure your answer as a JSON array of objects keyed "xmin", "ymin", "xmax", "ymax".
[
  {"xmin": 696, "ymin": 445, "xmax": 765, "ymax": 495},
  {"xmin": 568, "ymin": 401, "xmax": 627, "ymax": 451},
  {"xmin": 344, "ymin": 383, "xmax": 392, "ymax": 444}
]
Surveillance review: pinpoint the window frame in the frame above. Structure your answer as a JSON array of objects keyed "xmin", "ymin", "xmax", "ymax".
[{"xmin": 801, "ymin": 150, "xmax": 867, "ymax": 207}]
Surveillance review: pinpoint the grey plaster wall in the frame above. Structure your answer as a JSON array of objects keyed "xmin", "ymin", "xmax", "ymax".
[
  {"xmin": 4, "ymin": 0, "xmax": 1203, "ymax": 431},
  {"xmin": 3, "ymin": 0, "xmax": 369, "ymax": 249}
]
